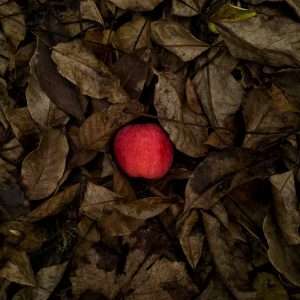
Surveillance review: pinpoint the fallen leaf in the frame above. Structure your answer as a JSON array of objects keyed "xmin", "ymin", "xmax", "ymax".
[
  {"xmin": 26, "ymin": 66, "xmax": 69, "ymax": 128},
  {"xmin": 113, "ymin": 167, "xmax": 137, "ymax": 200},
  {"xmin": 80, "ymin": 0, "xmax": 104, "ymax": 24},
  {"xmin": 172, "ymin": 0, "xmax": 204, "ymax": 16},
  {"xmin": 178, "ymin": 210, "xmax": 204, "ymax": 269},
  {"xmin": 51, "ymin": 39, "xmax": 129, "ymax": 103},
  {"xmin": 29, "ymin": 184, "xmax": 80, "ymax": 222},
  {"xmin": 270, "ymin": 171, "xmax": 300, "ymax": 245},
  {"xmin": 263, "ymin": 214, "xmax": 300, "ymax": 287},
  {"xmin": 0, "ymin": 158, "xmax": 17, "ymax": 188},
  {"xmin": 286, "ymin": 0, "xmax": 300, "ymax": 17},
  {"xmin": 203, "ymin": 212, "xmax": 256, "ymax": 300},
  {"xmin": 1, "ymin": 138, "xmax": 23, "ymax": 162},
  {"xmin": 151, "ymin": 21, "xmax": 209, "ymax": 62},
  {"xmin": 80, "ymin": 182, "xmax": 123, "ymax": 221},
  {"xmin": 115, "ymin": 197, "xmax": 172, "ymax": 219},
  {"xmin": 108, "ymin": 0, "xmax": 163, "ymax": 11},
  {"xmin": 0, "ymin": 31, "xmax": 10, "ymax": 76},
  {"xmin": 31, "ymin": 262, "xmax": 68, "ymax": 300},
  {"xmin": 6, "ymin": 108, "xmax": 38, "ymax": 141},
  {"xmin": 215, "ymin": 10, "xmax": 300, "ymax": 67},
  {"xmin": 112, "ymin": 53, "xmax": 150, "ymax": 99},
  {"xmin": 112, "ymin": 16, "xmax": 150, "ymax": 53},
  {"xmin": 21, "ymin": 129, "xmax": 69, "ymax": 200},
  {"xmin": 243, "ymin": 88, "xmax": 300, "ymax": 149},
  {"xmin": 254, "ymin": 272, "xmax": 289, "ymax": 300},
  {"xmin": 199, "ymin": 275, "xmax": 234, "ymax": 300},
  {"xmin": 35, "ymin": 39, "xmax": 84, "ymax": 120},
  {"xmin": 0, "ymin": 0, "xmax": 25, "ymax": 49},
  {"xmin": 127, "ymin": 257, "xmax": 199, "ymax": 300},
  {"xmin": 154, "ymin": 72, "xmax": 208, "ymax": 157},
  {"xmin": 0, "ymin": 248, "xmax": 35, "ymax": 287},
  {"xmin": 193, "ymin": 49, "xmax": 244, "ymax": 148}
]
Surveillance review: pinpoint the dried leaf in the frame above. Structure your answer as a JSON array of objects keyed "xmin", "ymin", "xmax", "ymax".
[
  {"xmin": 108, "ymin": 0, "xmax": 163, "ymax": 11},
  {"xmin": 113, "ymin": 167, "xmax": 136, "ymax": 200},
  {"xmin": 21, "ymin": 129, "xmax": 69, "ymax": 200},
  {"xmin": 127, "ymin": 258, "xmax": 199, "ymax": 300},
  {"xmin": 26, "ymin": 71, "xmax": 69, "ymax": 129},
  {"xmin": 203, "ymin": 212, "xmax": 256, "ymax": 300},
  {"xmin": 112, "ymin": 53, "xmax": 150, "ymax": 99},
  {"xmin": 71, "ymin": 264, "xmax": 118, "ymax": 299},
  {"xmin": 1, "ymin": 138, "xmax": 23, "ymax": 162},
  {"xmin": 243, "ymin": 88, "xmax": 300, "ymax": 149},
  {"xmin": 80, "ymin": 182, "xmax": 123, "ymax": 221},
  {"xmin": 29, "ymin": 184, "xmax": 80, "ymax": 222},
  {"xmin": 270, "ymin": 171, "xmax": 300, "ymax": 245},
  {"xmin": 80, "ymin": 0, "xmax": 104, "ymax": 24},
  {"xmin": 0, "ymin": 249, "xmax": 35, "ymax": 287},
  {"xmin": 286, "ymin": 0, "xmax": 300, "ymax": 17},
  {"xmin": 193, "ymin": 50, "xmax": 244, "ymax": 147},
  {"xmin": 0, "ymin": 31, "xmax": 10, "ymax": 76},
  {"xmin": 0, "ymin": 1, "xmax": 25, "ymax": 49},
  {"xmin": 0, "ymin": 158, "xmax": 17, "ymax": 188},
  {"xmin": 151, "ymin": 21, "xmax": 209, "ymax": 62},
  {"xmin": 172, "ymin": 0, "xmax": 204, "ymax": 17},
  {"xmin": 51, "ymin": 39, "xmax": 129, "ymax": 103},
  {"xmin": 215, "ymin": 11, "xmax": 300, "ymax": 67},
  {"xmin": 199, "ymin": 275, "xmax": 234, "ymax": 300},
  {"xmin": 35, "ymin": 39, "xmax": 84, "ymax": 120},
  {"xmin": 115, "ymin": 197, "xmax": 172, "ymax": 219},
  {"xmin": 254, "ymin": 272, "xmax": 289, "ymax": 300},
  {"xmin": 112, "ymin": 16, "xmax": 150, "ymax": 53},
  {"xmin": 178, "ymin": 210, "xmax": 204, "ymax": 269},
  {"xmin": 154, "ymin": 72, "xmax": 208, "ymax": 157},
  {"xmin": 263, "ymin": 214, "xmax": 300, "ymax": 287},
  {"xmin": 6, "ymin": 108, "xmax": 38, "ymax": 140},
  {"xmin": 31, "ymin": 262, "xmax": 68, "ymax": 300}
]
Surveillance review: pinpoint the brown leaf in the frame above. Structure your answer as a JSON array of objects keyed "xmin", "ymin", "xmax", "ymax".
[
  {"xmin": 172, "ymin": 0, "xmax": 205, "ymax": 17},
  {"xmin": 0, "ymin": 158, "xmax": 16, "ymax": 188},
  {"xmin": 178, "ymin": 210, "xmax": 204, "ymax": 269},
  {"xmin": 254, "ymin": 272, "xmax": 289, "ymax": 300},
  {"xmin": 127, "ymin": 257, "xmax": 199, "ymax": 300},
  {"xmin": 0, "ymin": 249, "xmax": 35, "ymax": 287},
  {"xmin": 185, "ymin": 148, "xmax": 255, "ymax": 211},
  {"xmin": 0, "ymin": 1, "xmax": 25, "ymax": 49},
  {"xmin": 51, "ymin": 39, "xmax": 129, "ymax": 103},
  {"xmin": 71, "ymin": 263, "xmax": 118, "ymax": 299},
  {"xmin": 29, "ymin": 184, "xmax": 80, "ymax": 222},
  {"xmin": 100, "ymin": 210, "xmax": 143, "ymax": 237},
  {"xmin": 263, "ymin": 214, "xmax": 300, "ymax": 287},
  {"xmin": 270, "ymin": 171, "xmax": 300, "ymax": 245},
  {"xmin": 202, "ymin": 212, "xmax": 256, "ymax": 300},
  {"xmin": 154, "ymin": 72, "xmax": 208, "ymax": 157},
  {"xmin": 0, "ymin": 31, "xmax": 10, "ymax": 76},
  {"xmin": 108, "ymin": 0, "xmax": 163, "ymax": 11},
  {"xmin": 6, "ymin": 108, "xmax": 38, "ymax": 140},
  {"xmin": 285, "ymin": 0, "xmax": 300, "ymax": 17},
  {"xmin": 1, "ymin": 138, "xmax": 23, "ymax": 162},
  {"xmin": 35, "ymin": 39, "xmax": 84, "ymax": 120},
  {"xmin": 112, "ymin": 53, "xmax": 150, "ymax": 100},
  {"xmin": 215, "ymin": 11, "xmax": 300, "ymax": 67},
  {"xmin": 80, "ymin": 0, "xmax": 104, "ymax": 24},
  {"xmin": 243, "ymin": 88, "xmax": 300, "ymax": 149},
  {"xmin": 193, "ymin": 50, "xmax": 244, "ymax": 148},
  {"xmin": 112, "ymin": 16, "xmax": 150, "ymax": 53},
  {"xmin": 80, "ymin": 182, "xmax": 123, "ymax": 221},
  {"xmin": 26, "ymin": 68, "xmax": 69, "ymax": 129},
  {"xmin": 199, "ymin": 275, "xmax": 234, "ymax": 300},
  {"xmin": 113, "ymin": 167, "xmax": 137, "ymax": 200},
  {"xmin": 31, "ymin": 262, "xmax": 68, "ymax": 300},
  {"xmin": 115, "ymin": 197, "xmax": 172, "ymax": 219},
  {"xmin": 151, "ymin": 21, "xmax": 209, "ymax": 62},
  {"xmin": 21, "ymin": 129, "xmax": 69, "ymax": 200}
]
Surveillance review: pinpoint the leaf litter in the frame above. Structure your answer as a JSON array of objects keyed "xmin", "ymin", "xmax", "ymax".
[{"xmin": 1, "ymin": 0, "xmax": 300, "ymax": 299}]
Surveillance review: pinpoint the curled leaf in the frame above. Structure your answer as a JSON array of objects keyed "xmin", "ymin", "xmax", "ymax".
[{"xmin": 108, "ymin": 0, "xmax": 163, "ymax": 11}]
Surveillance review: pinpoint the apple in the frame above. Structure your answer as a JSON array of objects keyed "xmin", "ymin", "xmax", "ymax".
[{"xmin": 114, "ymin": 124, "xmax": 173, "ymax": 179}]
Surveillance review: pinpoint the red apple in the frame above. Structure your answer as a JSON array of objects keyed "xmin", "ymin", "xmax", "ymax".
[{"xmin": 114, "ymin": 124, "xmax": 173, "ymax": 179}]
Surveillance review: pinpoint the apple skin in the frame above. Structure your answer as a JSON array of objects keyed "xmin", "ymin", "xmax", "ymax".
[{"xmin": 113, "ymin": 124, "xmax": 174, "ymax": 179}]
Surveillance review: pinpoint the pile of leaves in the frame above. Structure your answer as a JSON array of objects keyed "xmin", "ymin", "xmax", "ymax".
[{"xmin": 0, "ymin": 0, "xmax": 300, "ymax": 299}]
